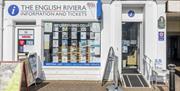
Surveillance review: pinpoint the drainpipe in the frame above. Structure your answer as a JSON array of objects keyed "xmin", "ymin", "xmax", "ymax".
[{"xmin": 0, "ymin": 0, "xmax": 3, "ymax": 61}]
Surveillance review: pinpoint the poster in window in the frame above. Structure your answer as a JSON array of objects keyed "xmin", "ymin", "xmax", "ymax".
[
  {"xmin": 62, "ymin": 32, "xmax": 68, "ymax": 39},
  {"xmin": 61, "ymin": 48, "xmax": 68, "ymax": 55},
  {"xmin": 71, "ymin": 40, "xmax": 77, "ymax": 46},
  {"xmin": 71, "ymin": 40, "xmax": 78, "ymax": 52},
  {"xmin": 53, "ymin": 32, "xmax": 59, "ymax": 39},
  {"xmin": 54, "ymin": 26, "xmax": 59, "ymax": 32},
  {"xmin": 71, "ymin": 46, "xmax": 78, "ymax": 53},
  {"xmin": 52, "ymin": 47, "xmax": 59, "ymax": 54},
  {"xmin": 95, "ymin": 47, "xmax": 100, "ymax": 56},
  {"xmin": 87, "ymin": 40, "xmax": 94, "ymax": 47},
  {"xmin": 91, "ymin": 23, "xmax": 100, "ymax": 32},
  {"xmin": 44, "ymin": 34, "xmax": 50, "ymax": 49},
  {"xmin": 71, "ymin": 27, "xmax": 77, "ymax": 32},
  {"xmin": 62, "ymin": 55, "xmax": 68, "ymax": 63},
  {"xmin": 90, "ymin": 32, "xmax": 95, "ymax": 39},
  {"xmin": 53, "ymin": 56, "xmax": 59, "ymax": 62},
  {"xmin": 18, "ymin": 29, "xmax": 34, "ymax": 39},
  {"xmin": 71, "ymin": 32, "xmax": 77, "ymax": 39},
  {"xmin": 95, "ymin": 33, "xmax": 100, "ymax": 45},
  {"xmin": 90, "ymin": 55, "xmax": 96, "ymax": 62},
  {"xmin": 122, "ymin": 46, "xmax": 128, "ymax": 53},
  {"xmin": 71, "ymin": 53, "xmax": 77, "ymax": 63},
  {"xmin": 80, "ymin": 54, "xmax": 86, "ymax": 63},
  {"xmin": 62, "ymin": 40, "xmax": 68, "ymax": 49},
  {"xmin": 80, "ymin": 47, "xmax": 86, "ymax": 55},
  {"xmin": 81, "ymin": 27, "xmax": 86, "ymax": 31},
  {"xmin": 53, "ymin": 40, "xmax": 59, "ymax": 47},
  {"xmin": 81, "ymin": 32, "xmax": 86, "ymax": 39},
  {"xmin": 80, "ymin": 40, "xmax": 87, "ymax": 47},
  {"xmin": 44, "ymin": 23, "xmax": 52, "ymax": 32},
  {"xmin": 90, "ymin": 47, "xmax": 95, "ymax": 54},
  {"xmin": 24, "ymin": 45, "xmax": 34, "ymax": 53},
  {"xmin": 26, "ymin": 40, "xmax": 34, "ymax": 45},
  {"xmin": 44, "ymin": 50, "xmax": 50, "ymax": 61},
  {"xmin": 62, "ymin": 27, "xmax": 68, "ymax": 31}
]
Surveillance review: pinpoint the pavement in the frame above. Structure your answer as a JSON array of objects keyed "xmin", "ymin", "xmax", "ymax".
[
  {"xmin": 29, "ymin": 80, "xmax": 106, "ymax": 91},
  {"xmin": 29, "ymin": 69, "xmax": 180, "ymax": 91},
  {"xmin": 29, "ymin": 67, "xmax": 180, "ymax": 91},
  {"xmin": 154, "ymin": 66, "xmax": 180, "ymax": 91}
]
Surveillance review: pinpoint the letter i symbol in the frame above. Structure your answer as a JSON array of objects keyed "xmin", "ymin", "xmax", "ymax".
[{"xmin": 11, "ymin": 6, "xmax": 16, "ymax": 15}]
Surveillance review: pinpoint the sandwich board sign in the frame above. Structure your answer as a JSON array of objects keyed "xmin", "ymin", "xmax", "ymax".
[{"xmin": 0, "ymin": 62, "xmax": 24, "ymax": 91}]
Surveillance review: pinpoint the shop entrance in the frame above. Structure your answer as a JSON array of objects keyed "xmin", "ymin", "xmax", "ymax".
[
  {"xmin": 167, "ymin": 35, "xmax": 180, "ymax": 66},
  {"xmin": 121, "ymin": 22, "xmax": 142, "ymax": 74},
  {"xmin": 15, "ymin": 26, "xmax": 36, "ymax": 61},
  {"xmin": 121, "ymin": 22, "xmax": 149, "ymax": 87}
]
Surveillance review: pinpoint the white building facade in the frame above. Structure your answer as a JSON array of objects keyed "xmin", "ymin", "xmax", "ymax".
[{"xmin": 0, "ymin": 0, "xmax": 167, "ymax": 83}]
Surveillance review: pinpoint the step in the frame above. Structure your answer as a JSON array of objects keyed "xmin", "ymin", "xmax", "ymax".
[
  {"xmin": 122, "ymin": 74, "xmax": 149, "ymax": 88},
  {"xmin": 122, "ymin": 87, "xmax": 153, "ymax": 91}
]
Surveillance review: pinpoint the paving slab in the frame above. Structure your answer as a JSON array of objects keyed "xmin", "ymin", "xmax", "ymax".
[
  {"xmin": 30, "ymin": 80, "xmax": 106, "ymax": 91},
  {"xmin": 29, "ymin": 72, "xmax": 180, "ymax": 91}
]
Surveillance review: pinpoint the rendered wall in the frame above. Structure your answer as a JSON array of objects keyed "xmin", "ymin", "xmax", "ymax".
[{"xmin": 0, "ymin": 0, "xmax": 2, "ymax": 61}]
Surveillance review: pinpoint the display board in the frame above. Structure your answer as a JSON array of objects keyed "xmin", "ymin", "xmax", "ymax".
[
  {"xmin": 0, "ymin": 62, "xmax": 23, "ymax": 91},
  {"xmin": 25, "ymin": 54, "xmax": 37, "ymax": 86},
  {"xmin": 44, "ymin": 22, "xmax": 101, "ymax": 66}
]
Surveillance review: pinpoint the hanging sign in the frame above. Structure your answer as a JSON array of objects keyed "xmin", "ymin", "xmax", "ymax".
[{"xmin": 158, "ymin": 16, "xmax": 165, "ymax": 29}]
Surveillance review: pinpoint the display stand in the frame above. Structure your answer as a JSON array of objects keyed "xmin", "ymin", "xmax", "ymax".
[
  {"xmin": 0, "ymin": 61, "xmax": 28, "ymax": 91},
  {"xmin": 0, "ymin": 59, "xmax": 36, "ymax": 91}
]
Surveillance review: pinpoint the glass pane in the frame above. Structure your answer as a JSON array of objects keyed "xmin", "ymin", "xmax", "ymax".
[{"xmin": 43, "ymin": 22, "xmax": 101, "ymax": 66}]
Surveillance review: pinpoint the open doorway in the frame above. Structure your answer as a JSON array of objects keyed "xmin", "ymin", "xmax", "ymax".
[
  {"xmin": 167, "ymin": 35, "xmax": 180, "ymax": 66},
  {"xmin": 121, "ymin": 22, "xmax": 142, "ymax": 74}
]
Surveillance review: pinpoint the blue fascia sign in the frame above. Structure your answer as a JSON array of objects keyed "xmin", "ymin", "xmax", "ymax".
[
  {"xmin": 128, "ymin": 10, "xmax": 135, "ymax": 17},
  {"xmin": 8, "ymin": 5, "xmax": 19, "ymax": 16},
  {"xmin": 97, "ymin": 0, "xmax": 102, "ymax": 20}
]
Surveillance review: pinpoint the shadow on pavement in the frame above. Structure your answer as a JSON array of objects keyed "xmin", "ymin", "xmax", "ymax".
[
  {"xmin": 176, "ymin": 69, "xmax": 180, "ymax": 77},
  {"xmin": 157, "ymin": 86, "xmax": 164, "ymax": 91},
  {"xmin": 29, "ymin": 82, "xmax": 49, "ymax": 91}
]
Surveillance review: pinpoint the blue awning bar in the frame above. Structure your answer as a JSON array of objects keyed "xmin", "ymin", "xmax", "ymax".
[{"xmin": 97, "ymin": 0, "xmax": 102, "ymax": 20}]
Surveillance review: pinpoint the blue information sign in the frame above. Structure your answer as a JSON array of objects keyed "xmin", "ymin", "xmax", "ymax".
[
  {"xmin": 8, "ymin": 5, "xmax": 19, "ymax": 16},
  {"xmin": 128, "ymin": 10, "xmax": 135, "ymax": 17}
]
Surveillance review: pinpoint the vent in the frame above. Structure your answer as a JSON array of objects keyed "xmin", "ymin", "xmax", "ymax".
[{"xmin": 15, "ymin": 22, "xmax": 36, "ymax": 25}]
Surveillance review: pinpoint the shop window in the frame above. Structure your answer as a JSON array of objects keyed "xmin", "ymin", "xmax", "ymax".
[{"xmin": 43, "ymin": 22, "xmax": 101, "ymax": 66}]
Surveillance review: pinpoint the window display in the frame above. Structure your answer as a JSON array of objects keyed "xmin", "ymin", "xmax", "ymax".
[{"xmin": 43, "ymin": 22, "xmax": 101, "ymax": 66}]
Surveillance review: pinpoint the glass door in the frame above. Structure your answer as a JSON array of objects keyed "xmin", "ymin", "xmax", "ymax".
[{"xmin": 121, "ymin": 22, "xmax": 140, "ymax": 74}]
